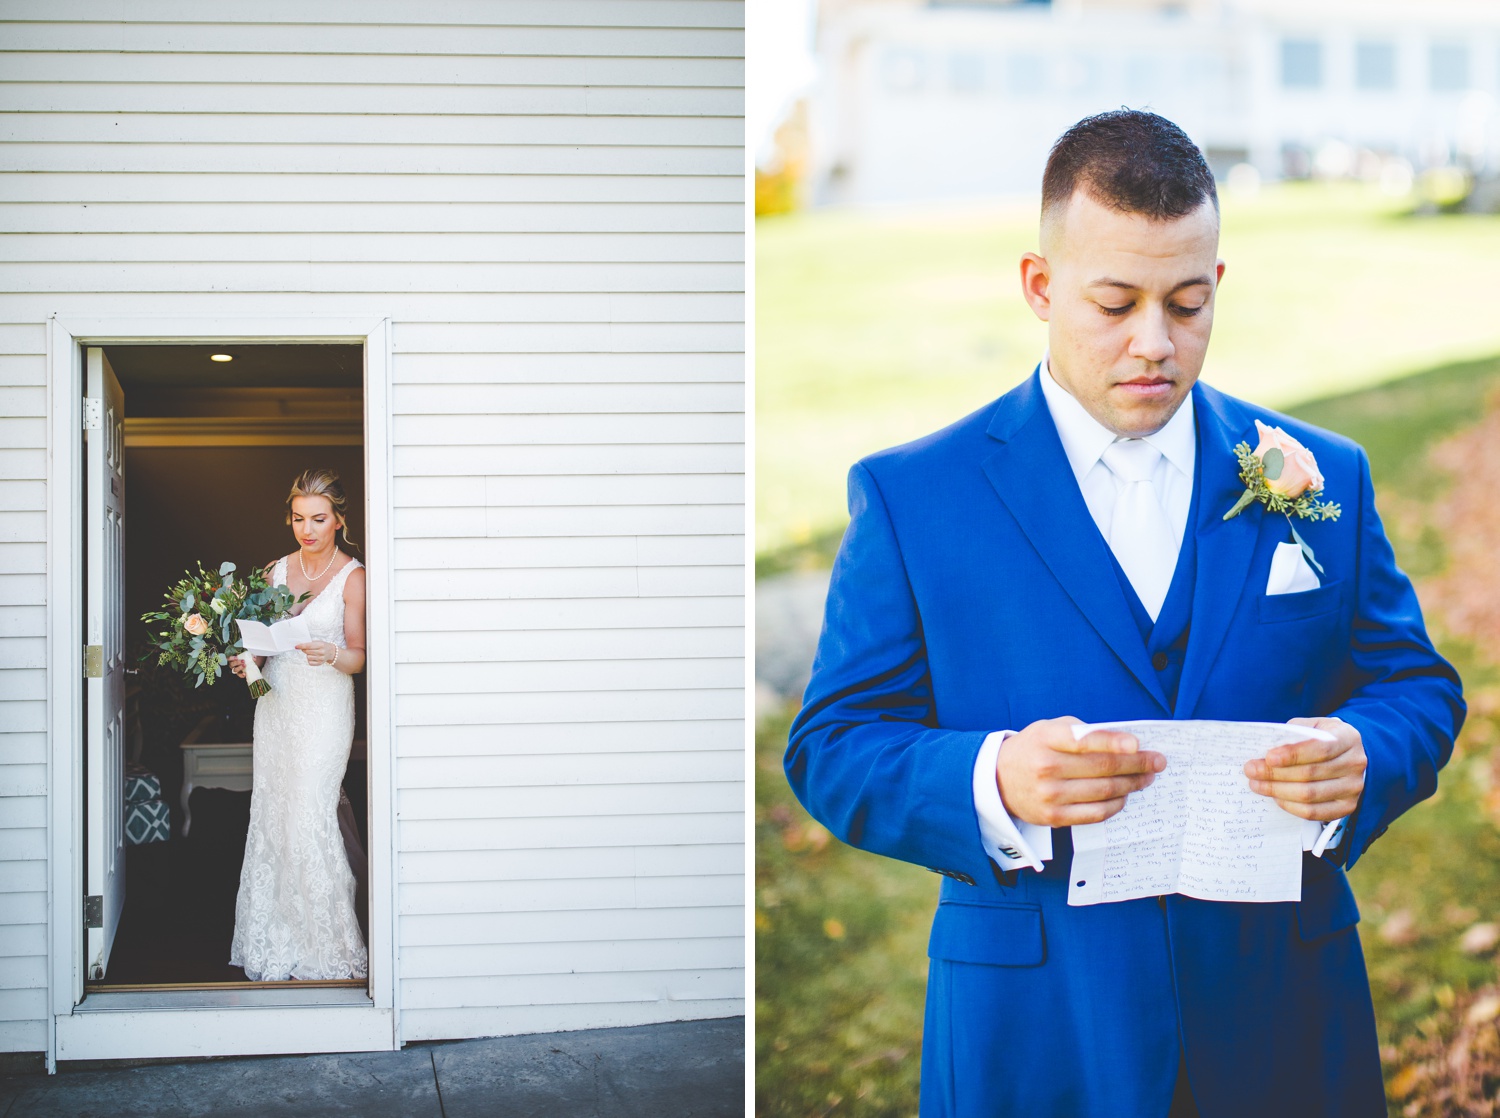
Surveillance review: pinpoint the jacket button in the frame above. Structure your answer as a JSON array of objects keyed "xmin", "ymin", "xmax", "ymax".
[{"xmin": 1152, "ymin": 652, "xmax": 1170, "ymax": 671}]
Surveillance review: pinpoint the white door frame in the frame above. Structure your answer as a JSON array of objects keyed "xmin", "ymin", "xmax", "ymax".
[{"xmin": 45, "ymin": 315, "xmax": 398, "ymax": 1068}]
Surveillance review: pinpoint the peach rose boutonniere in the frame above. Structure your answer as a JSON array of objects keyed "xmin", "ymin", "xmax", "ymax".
[{"xmin": 1222, "ymin": 420, "xmax": 1341, "ymax": 572}]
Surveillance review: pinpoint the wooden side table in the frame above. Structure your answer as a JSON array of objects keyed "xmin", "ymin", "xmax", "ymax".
[
  {"xmin": 178, "ymin": 717, "xmax": 251, "ymax": 837},
  {"xmin": 178, "ymin": 716, "xmax": 367, "ymax": 836}
]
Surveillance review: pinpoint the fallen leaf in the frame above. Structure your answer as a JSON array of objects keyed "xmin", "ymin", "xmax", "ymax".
[
  {"xmin": 1388, "ymin": 1063, "xmax": 1422, "ymax": 1098},
  {"xmin": 1460, "ymin": 922, "xmax": 1500, "ymax": 954},
  {"xmin": 1466, "ymin": 994, "xmax": 1500, "ymax": 1026},
  {"xmin": 1381, "ymin": 909, "xmax": 1418, "ymax": 945},
  {"xmin": 823, "ymin": 917, "xmax": 846, "ymax": 940}
]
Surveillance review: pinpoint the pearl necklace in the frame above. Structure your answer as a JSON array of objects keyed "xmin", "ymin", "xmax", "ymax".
[{"xmin": 299, "ymin": 547, "xmax": 337, "ymax": 582}]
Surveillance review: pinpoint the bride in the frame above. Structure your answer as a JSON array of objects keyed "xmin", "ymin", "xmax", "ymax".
[{"xmin": 228, "ymin": 467, "xmax": 369, "ymax": 981}]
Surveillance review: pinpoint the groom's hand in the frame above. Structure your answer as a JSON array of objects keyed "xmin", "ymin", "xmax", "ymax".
[
  {"xmin": 1243, "ymin": 716, "xmax": 1366, "ymax": 821},
  {"xmin": 996, "ymin": 716, "xmax": 1167, "ymax": 827}
]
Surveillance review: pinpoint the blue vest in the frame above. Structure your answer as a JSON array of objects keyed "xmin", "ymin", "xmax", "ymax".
[{"xmin": 1035, "ymin": 424, "xmax": 1203, "ymax": 883}]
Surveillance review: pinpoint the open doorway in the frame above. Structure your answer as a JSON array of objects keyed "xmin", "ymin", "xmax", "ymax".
[{"xmin": 89, "ymin": 342, "xmax": 369, "ymax": 990}]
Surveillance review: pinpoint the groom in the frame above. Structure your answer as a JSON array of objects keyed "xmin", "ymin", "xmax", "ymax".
[{"xmin": 785, "ymin": 110, "xmax": 1464, "ymax": 1117}]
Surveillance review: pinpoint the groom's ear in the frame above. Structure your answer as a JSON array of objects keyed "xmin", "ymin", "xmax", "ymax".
[{"xmin": 1020, "ymin": 252, "xmax": 1052, "ymax": 322}]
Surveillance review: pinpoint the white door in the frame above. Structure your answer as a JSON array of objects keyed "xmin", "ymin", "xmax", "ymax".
[{"xmin": 85, "ymin": 347, "xmax": 127, "ymax": 981}]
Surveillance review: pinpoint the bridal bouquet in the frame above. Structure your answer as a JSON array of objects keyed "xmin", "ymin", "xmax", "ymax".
[{"xmin": 141, "ymin": 561, "xmax": 305, "ymax": 698}]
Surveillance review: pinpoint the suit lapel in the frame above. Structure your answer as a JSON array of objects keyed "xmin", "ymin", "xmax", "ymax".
[
  {"xmin": 1174, "ymin": 382, "xmax": 1278, "ymax": 718},
  {"xmin": 980, "ymin": 372, "xmax": 1171, "ymax": 713}
]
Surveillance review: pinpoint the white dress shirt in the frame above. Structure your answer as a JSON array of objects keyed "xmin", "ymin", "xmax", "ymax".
[{"xmin": 971, "ymin": 360, "xmax": 1343, "ymax": 872}]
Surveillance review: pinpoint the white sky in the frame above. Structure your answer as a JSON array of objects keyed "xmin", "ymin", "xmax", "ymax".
[{"xmin": 747, "ymin": 0, "xmax": 820, "ymax": 166}]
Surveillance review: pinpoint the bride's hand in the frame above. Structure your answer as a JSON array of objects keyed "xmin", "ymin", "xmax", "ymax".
[
  {"xmin": 229, "ymin": 654, "xmax": 264, "ymax": 679},
  {"xmin": 296, "ymin": 640, "xmax": 337, "ymax": 667}
]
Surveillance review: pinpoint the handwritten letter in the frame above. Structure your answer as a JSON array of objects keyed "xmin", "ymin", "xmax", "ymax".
[{"xmin": 1067, "ymin": 721, "xmax": 1333, "ymax": 907}]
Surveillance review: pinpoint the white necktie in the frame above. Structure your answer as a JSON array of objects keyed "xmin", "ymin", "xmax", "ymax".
[{"xmin": 1101, "ymin": 439, "xmax": 1179, "ymax": 621}]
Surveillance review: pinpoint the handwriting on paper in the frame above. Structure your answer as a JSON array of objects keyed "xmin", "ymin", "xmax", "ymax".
[{"xmin": 1067, "ymin": 720, "xmax": 1333, "ymax": 907}]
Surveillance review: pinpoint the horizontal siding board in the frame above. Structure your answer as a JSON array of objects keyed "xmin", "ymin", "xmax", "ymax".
[
  {"xmin": 395, "ymin": 656, "xmax": 742, "ymax": 695},
  {"xmin": 0, "ymin": 83, "xmax": 746, "ymax": 118},
  {"xmin": 395, "ymin": 415, "xmax": 740, "ymax": 448},
  {"xmin": 1, "ymin": 25, "xmax": 743, "ymax": 58},
  {"xmin": 397, "ymin": 384, "xmax": 742, "ymax": 415},
  {"xmin": 0, "ymin": 421, "xmax": 44, "ymax": 452},
  {"xmin": 0, "ymin": 579, "xmax": 45, "ymax": 609},
  {"xmin": 0, "ymin": 143, "xmax": 742, "ymax": 176},
  {"xmin": 393, "ymin": 351, "xmax": 743, "ymax": 383},
  {"xmin": 468, "ymin": 474, "xmax": 742, "ymax": 505},
  {"xmin": 5, "ymin": 262, "xmax": 744, "ymax": 294},
  {"xmin": 397, "ymin": 782, "xmax": 741, "ymax": 825},
  {"xmin": 0, "ymin": 388, "xmax": 44, "ymax": 418},
  {"xmin": 0, "ymin": 113, "xmax": 742, "ymax": 147},
  {"xmin": 399, "ymin": 873, "xmax": 741, "ymax": 915},
  {"xmin": 393, "ymin": 595, "xmax": 740, "ymax": 631},
  {"xmin": 638, "ymin": 565, "xmax": 740, "ymax": 596},
  {"xmin": 401, "ymin": 904, "xmax": 740, "ymax": 948},
  {"xmin": 0, "ymin": 987, "xmax": 46, "ymax": 1023},
  {"xmin": 0, "ymin": 733, "xmax": 46, "ymax": 765},
  {"xmin": 0, "ymin": 54, "xmax": 745, "ymax": 88},
  {"xmin": 0, "ymin": 608, "xmax": 47, "ymax": 638},
  {"xmin": 0, "ymin": 922, "xmax": 44, "ymax": 958},
  {"xmin": 0, "ymin": 172, "xmax": 744, "ymax": 204},
  {"xmin": 0, "ymin": 1017, "xmax": 44, "ymax": 1052},
  {"xmin": 0, "ymin": 765, "xmax": 45, "ymax": 798},
  {"xmin": 399, "ymin": 968, "xmax": 742, "ymax": 1009},
  {"xmin": 400, "ymin": 999, "xmax": 743, "ymax": 1044},
  {"xmin": 0, "ymin": 324, "xmax": 46, "ymax": 354},
  {"xmin": 0, "ymin": 703, "xmax": 44, "ymax": 733},
  {"xmin": 0, "ymin": 635, "xmax": 48, "ymax": 672},
  {"xmin": 396, "ymin": 688, "xmax": 742, "ymax": 727},
  {"xmin": 0, "ymin": 892, "xmax": 44, "ymax": 923},
  {"xmin": 394, "ymin": 719, "xmax": 740, "ymax": 758},
  {"xmin": 391, "ymin": 535, "xmax": 744, "ymax": 568},
  {"xmin": 1, "ymin": 2, "xmax": 745, "ymax": 28},
  {"xmin": 0, "ymin": 956, "xmax": 44, "ymax": 990},
  {"xmin": 0, "ymin": 203, "xmax": 745, "ymax": 235},
  {"xmin": 395, "ymin": 444, "xmax": 743, "ymax": 476},
  {"xmin": 395, "ymin": 626, "xmax": 742, "ymax": 665},
  {"xmin": 0, "ymin": 545, "xmax": 52, "ymax": 576},
  {"xmin": 477, "ymin": 505, "xmax": 741, "ymax": 537},
  {"xmin": 0, "ymin": 233, "xmax": 746, "ymax": 265},
  {"xmin": 0, "ymin": 451, "xmax": 45, "ymax": 482},
  {"xmin": 0, "ymin": 355, "xmax": 45, "ymax": 385},
  {"xmin": 399, "ymin": 754, "xmax": 742, "ymax": 797},
  {"xmin": 401, "ymin": 936, "xmax": 742, "ymax": 980},
  {"xmin": 400, "ymin": 812, "xmax": 742, "ymax": 853},
  {"xmin": 0, "ymin": 826, "xmax": 45, "ymax": 862},
  {"xmin": 399, "ymin": 841, "xmax": 741, "ymax": 879},
  {"xmin": 394, "ymin": 566, "xmax": 638, "ymax": 601}
]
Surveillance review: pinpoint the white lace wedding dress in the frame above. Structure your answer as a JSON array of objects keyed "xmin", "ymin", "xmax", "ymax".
[{"xmin": 229, "ymin": 555, "xmax": 369, "ymax": 981}]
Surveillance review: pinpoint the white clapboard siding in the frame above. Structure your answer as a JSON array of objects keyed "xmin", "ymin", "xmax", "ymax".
[{"xmin": 0, "ymin": 1, "xmax": 743, "ymax": 1052}]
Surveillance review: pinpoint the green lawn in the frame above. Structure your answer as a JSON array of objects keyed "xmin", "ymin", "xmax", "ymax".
[{"xmin": 756, "ymin": 183, "xmax": 1500, "ymax": 559}]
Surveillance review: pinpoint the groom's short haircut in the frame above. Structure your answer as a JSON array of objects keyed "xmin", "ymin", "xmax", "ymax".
[{"xmin": 1041, "ymin": 109, "xmax": 1218, "ymax": 233}]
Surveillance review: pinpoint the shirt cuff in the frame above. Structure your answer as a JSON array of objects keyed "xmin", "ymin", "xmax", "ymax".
[
  {"xmin": 972, "ymin": 730, "xmax": 1050, "ymax": 872},
  {"xmin": 1307, "ymin": 816, "xmax": 1347, "ymax": 858}
]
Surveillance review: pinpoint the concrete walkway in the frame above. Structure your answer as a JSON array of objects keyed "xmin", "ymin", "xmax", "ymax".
[{"xmin": 0, "ymin": 1017, "xmax": 744, "ymax": 1118}]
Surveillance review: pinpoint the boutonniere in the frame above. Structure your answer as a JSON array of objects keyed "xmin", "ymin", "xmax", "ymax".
[{"xmin": 1222, "ymin": 420, "xmax": 1341, "ymax": 573}]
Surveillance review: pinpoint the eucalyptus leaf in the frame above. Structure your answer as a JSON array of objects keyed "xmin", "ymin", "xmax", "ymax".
[
  {"xmin": 1261, "ymin": 447, "xmax": 1284, "ymax": 481},
  {"xmin": 180, "ymin": 594, "xmax": 193, "ymax": 611},
  {"xmin": 220, "ymin": 560, "xmax": 236, "ymax": 575}
]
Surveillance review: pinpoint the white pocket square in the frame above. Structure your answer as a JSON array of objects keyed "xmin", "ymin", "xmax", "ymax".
[{"xmin": 1266, "ymin": 541, "xmax": 1321, "ymax": 595}]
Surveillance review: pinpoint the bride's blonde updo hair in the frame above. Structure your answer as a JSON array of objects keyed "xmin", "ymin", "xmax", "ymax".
[{"xmin": 286, "ymin": 467, "xmax": 359, "ymax": 551}]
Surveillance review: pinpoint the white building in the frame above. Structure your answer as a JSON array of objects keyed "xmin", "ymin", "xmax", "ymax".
[
  {"xmin": 0, "ymin": 1, "xmax": 746, "ymax": 1070},
  {"xmin": 810, "ymin": 0, "xmax": 1500, "ymax": 204}
]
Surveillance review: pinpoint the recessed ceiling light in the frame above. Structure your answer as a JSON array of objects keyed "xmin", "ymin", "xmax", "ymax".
[{"xmin": 210, "ymin": 353, "xmax": 233, "ymax": 362}]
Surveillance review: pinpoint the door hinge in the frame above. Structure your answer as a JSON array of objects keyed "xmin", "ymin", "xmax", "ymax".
[
  {"xmin": 83, "ymin": 397, "xmax": 102, "ymax": 431},
  {"xmin": 84, "ymin": 895, "xmax": 103, "ymax": 929},
  {"xmin": 84, "ymin": 645, "xmax": 103, "ymax": 678}
]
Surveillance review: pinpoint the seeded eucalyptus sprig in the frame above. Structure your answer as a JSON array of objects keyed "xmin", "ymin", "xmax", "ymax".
[
  {"xmin": 1222, "ymin": 441, "xmax": 1341, "ymax": 575},
  {"xmin": 1223, "ymin": 442, "xmax": 1342, "ymax": 523}
]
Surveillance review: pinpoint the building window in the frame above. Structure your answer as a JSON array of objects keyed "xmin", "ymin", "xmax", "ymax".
[
  {"xmin": 948, "ymin": 52, "xmax": 987, "ymax": 94},
  {"xmin": 1355, "ymin": 41, "xmax": 1397, "ymax": 90},
  {"xmin": 882, "ymin": 47, "xmax": 927, "ymax": 93},
  {"xmin": 1430, "ymin": 43, "xmax": 1469, "ymax": 91},
  {"xmin": 1281, "ymin": 39, "xmax": 1322, "ymax": 89}
]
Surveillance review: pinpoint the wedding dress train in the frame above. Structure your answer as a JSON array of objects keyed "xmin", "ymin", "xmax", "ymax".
[{"xmin": 229, "ymin": 556, "xmax": 369, "ymax": 981}]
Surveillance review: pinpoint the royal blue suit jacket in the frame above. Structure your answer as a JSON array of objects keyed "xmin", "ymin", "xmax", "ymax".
[{"xmin": 786, "ymin": 371, "xmax": 1464, "ymax": 1117}]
